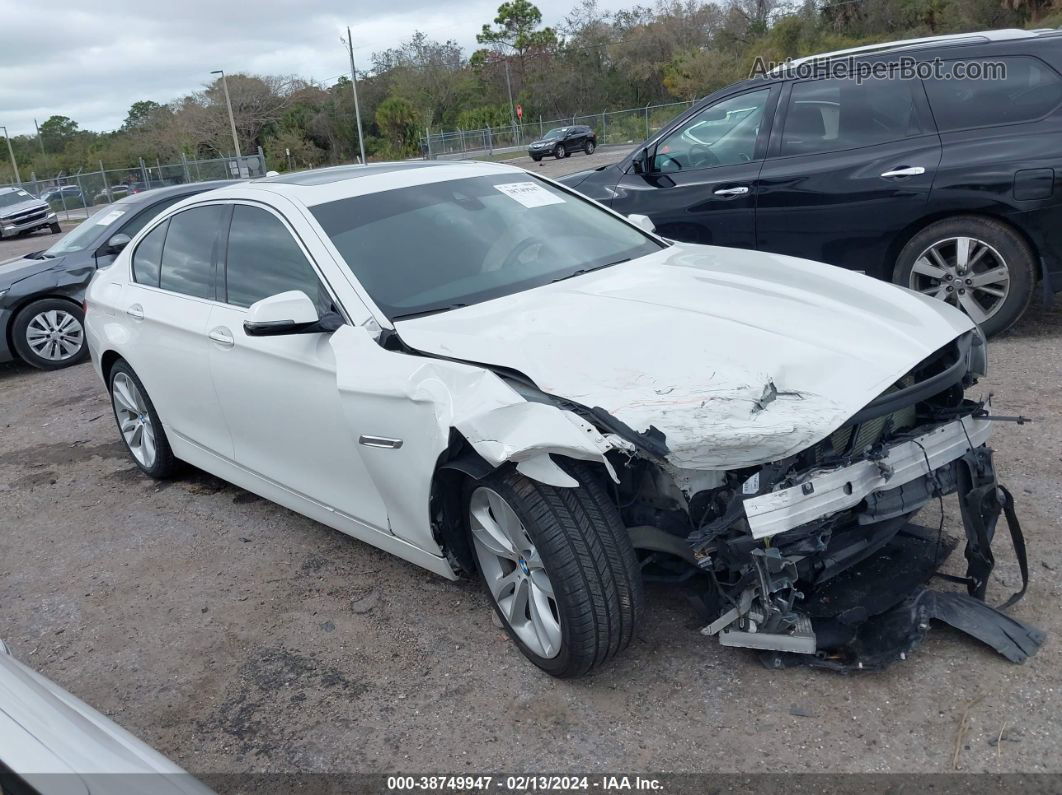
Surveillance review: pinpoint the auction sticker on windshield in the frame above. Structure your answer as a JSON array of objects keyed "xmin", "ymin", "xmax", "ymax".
[
  {"xmin": 494, "ymin": 182, "xmax": 565, "ymax": 208},
  {"xmin": 95, "ymin": 210, "xmax": 127, "ymax": 226}
]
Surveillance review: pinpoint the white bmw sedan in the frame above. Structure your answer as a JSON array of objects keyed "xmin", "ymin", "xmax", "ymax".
[{"xmin": 85, "ymin": 161, "xmax": 1037, "ymax": 677}]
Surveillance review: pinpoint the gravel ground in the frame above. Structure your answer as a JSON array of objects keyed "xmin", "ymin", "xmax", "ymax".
[{"xmin": 0, "ymin": 158, "xmax": 1060, "ymax": 778}]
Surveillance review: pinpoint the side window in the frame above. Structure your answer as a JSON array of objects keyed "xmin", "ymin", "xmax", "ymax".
[
  {"xmin": 158, "ymin": 205, "xmax": 227, "ymax": 300},
  {"xmin": 924, "ymin": 56, "xmax": 1062, "ymax": 132},
  {"xmin": 131, "ymin": 220, "xmax": 167, "ymax": 287},
  {"xmin": 120, "ymin": 195, "xmax": 188, "ymax": 240},
  {"xmin": 224, "ymin": 205, "xmax": 330, "ymax": 312},
  {"xmin": 781, "ymin": 76, "xmax": 928, "ymax": 157},
  {"xmin": 654, "ymin": 89, "xmax": 770, "ymax": 173}
]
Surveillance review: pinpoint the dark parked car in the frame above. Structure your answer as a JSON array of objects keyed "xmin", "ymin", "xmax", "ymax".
[
  {"xmin": 528, "ymin": 125, "xmax": 596, "ymax": 161},
  {"xmin": 0, "ymin": 180, "xmax": 235, "ymax": 370},
  {"xmin": 561, "ymin": 28, "xmax": 1062, "ymax": 335},
  {"xmin": 40, "ymin": 184, "xmax": 85, "ymax": 207},
  {"xmin": 0, "ymin": 187, "xmax": 59, "ymax": 239}
]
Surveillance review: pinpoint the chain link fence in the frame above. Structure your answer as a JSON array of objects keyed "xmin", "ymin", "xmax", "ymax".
[
  {"xmin": 1, "ymin": 151, "xmax": 268, "ymax": 221},
  {"xmin": 423, "ymin": 100, "xmax": 696, "ymax": 158}
]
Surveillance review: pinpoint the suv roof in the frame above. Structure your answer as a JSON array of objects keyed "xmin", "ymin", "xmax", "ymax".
[{"xmin": 774, "ymin": 27, "xmax": 1061, "ymax": 73}]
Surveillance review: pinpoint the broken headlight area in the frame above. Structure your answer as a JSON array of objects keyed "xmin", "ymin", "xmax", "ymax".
[{"xmin": 611, "ymin": 357, "xmax": 1042, "ymax": 672}]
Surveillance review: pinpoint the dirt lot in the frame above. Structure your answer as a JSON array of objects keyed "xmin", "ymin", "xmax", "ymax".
[{"xmin": 1, "ymin": 159, "xmax": 1060, "ymax": 777}]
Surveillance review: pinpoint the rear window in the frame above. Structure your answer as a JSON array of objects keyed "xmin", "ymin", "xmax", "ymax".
[
  {"xmin": 923, "ymin": 56, "xmax": 1062, "ymax": 131},
  {"xmin": 132, "ymin": 220, "xmax": 167, "ymax": 287}
]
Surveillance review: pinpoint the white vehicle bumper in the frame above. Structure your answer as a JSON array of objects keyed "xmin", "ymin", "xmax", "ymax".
[{"xmin": 743, "ymin": 416, "xmax": 992, "ymax": 540}]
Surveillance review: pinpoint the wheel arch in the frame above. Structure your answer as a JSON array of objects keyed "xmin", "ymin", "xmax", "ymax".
[{"xmin": 99, "ymin": 349, "xmax": 125, "ymax": 385}]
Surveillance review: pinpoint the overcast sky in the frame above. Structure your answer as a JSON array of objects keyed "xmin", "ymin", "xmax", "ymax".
[{"xmin": 0, "ymin": 0, "xmax": 639, "ymax": 136}]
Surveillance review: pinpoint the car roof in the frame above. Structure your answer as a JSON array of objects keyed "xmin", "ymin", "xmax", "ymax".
[
  {"xmin": 111, "ymin": 179, "xmax": 241, "ymax": 207},
  {"xmin": 204, "ymin": 160, "xmax": 529, "ymax": 206}
]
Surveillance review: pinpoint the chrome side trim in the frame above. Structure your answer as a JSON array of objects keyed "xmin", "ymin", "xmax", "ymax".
[{"xmin": 359, "ymin": 435, "xmax": 403, "ymax": 449}]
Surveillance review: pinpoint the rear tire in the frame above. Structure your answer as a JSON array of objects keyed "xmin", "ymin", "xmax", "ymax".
[
  {"xmin": 467, "ymin": 460, "xmax": 643, "ymax": 678},
  {"xmin": 11, "ymin": 298, "xmax": 89, "ymax": 370},
  {"xmin": 585, "ymin": 140, "xmax": 596, "ymax": 155},
  {"xmin": 108, "ymin": 361, "xmax": 179, "ymax": 479},
  {"xmin": 893, "ymin": 216, "xmax": 1035, "ymax": 337}
]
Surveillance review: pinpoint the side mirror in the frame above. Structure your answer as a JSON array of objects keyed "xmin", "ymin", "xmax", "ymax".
[
  {"xmin": 106, "ymin": 233, "xmax": 131, "ymax": 254},
  {"xmin": 244, "ymin": 290, "xmax": 323, "ymax": 336},
  {"xmin": 627, "ymin": 214, "xmax": 656, "ymax": 234},
  {"xmin": 631, "ymin": 147, "xmax": 650, "ymax": 175}
]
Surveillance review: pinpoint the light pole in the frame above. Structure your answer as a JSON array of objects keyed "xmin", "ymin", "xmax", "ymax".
[
  {"xmin": 0, "ymin": 126, "xmax": 20, "ymax": 184},
  {"xmin": 210, "ymin": 70, "xmax": 243, "ymax": 175},
  {"xmin": 345, "ymin": 27, "xmax": 367, "ymax": 165}
]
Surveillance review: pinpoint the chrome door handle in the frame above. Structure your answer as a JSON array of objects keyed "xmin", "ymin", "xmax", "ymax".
[
  {"xmin": 126, "ymin": 304, "xmax": 144, "ymax": 320},
  {"xmin": 713, "ymin": 186, "xmax": 749, "ymax": 197},
  {"xmin": 880, "ymin": 166, "xmax": 926, "ymax": 178},
  {"xmin": 208, "ymin": 327, "xmax": 234, "ymax": 348}
]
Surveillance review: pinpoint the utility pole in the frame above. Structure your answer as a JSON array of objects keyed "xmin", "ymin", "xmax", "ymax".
[
  {"xmin": 33, "ymin": 119, "xmax": 45, "ymax": 155},
  {"xmin": 1, "ymin": 126, "xmax": 20, "ymax": 184},
  {"xmin": 503, "ymin": 59, "xmax": 518, "ymax": 136},
  {"xmin": 210, "ymin": 69, "xmax": 244, "ymax": 177},
  {"xmin": 346, "ymin": 27, "xmax": 367, "ymax": 165}
]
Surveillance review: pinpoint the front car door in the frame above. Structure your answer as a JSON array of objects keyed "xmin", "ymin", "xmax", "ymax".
[
  {"xmin": 608, "ymin": 86, "xmax": 779, "ymax": 247},
  {"xmin": 754, "ymin": 72, "xmax": 942, "ymax": 280},
  {"xmin": 206, "ymin": 201, "xmax": 391, "ymax": 534}
]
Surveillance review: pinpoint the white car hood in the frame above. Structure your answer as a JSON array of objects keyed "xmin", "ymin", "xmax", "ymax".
[{"xmin": 395, "ymin": 244, "xmax": 974, "ymax": 469}]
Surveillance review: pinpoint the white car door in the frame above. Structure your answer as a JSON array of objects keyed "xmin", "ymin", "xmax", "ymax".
[
  {"xmin": 205, "ymin": 202, "xmax": 390, "ymax": 534},
  {"xmin": 122, "ymin": 205, "xmax": 234, "ymax": 458}
]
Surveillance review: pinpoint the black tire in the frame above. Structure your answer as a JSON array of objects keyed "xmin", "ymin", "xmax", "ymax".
[
  {"xmin": 468, "ymin": 461, "xmax": 643, "ymax": 678},
  {"xmin": 554, "ymin": 144, "xmax": 566, "ymax": 160},
  {"xmin": 531, "ymin": 155, "xmax": 542, "ymax": 162},
  {"xmin": 50, "ymin": 222, "xmax": 61, "ymax": 234},
  {"xmin": 584, "ymin": 140, "xmax": 596, "ymax": 155},
  {"xmin": 108, "ymin": 360, "xmax": 180, "ymax": 479},
  {"xmin": 893, "ymin": 216, "xmax": 1036, "ymax": 337},
  {"xmin": 11, "ymin": 298, "xmax": 89, "ymax": 370}
]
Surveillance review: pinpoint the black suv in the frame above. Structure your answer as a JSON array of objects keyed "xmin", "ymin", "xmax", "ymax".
[
  {"xmin": 0, "ymin": 181, "xmax": 235, "ymax": 370},
  {"xmin": 562, "ymin": 29, "xmax": 1062, "ymax": 335},
  {"xmin": 528, "ymin": 125, "xmax": 597, "ymax": 161}
]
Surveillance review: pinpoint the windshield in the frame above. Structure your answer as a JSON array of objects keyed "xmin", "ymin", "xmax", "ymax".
[
  {"xmin": 312, "ymin": 173, "xmax": 662, "ymax": 321},
  {"xmin": 0, "ymin": 189, "xmax": 35, "ymax": 208},
  {"xmin": 43, "ymin": 205, "xmax": 129, "ymax": 256},
  {"xmin": 541, "ymin": 128, "xmax": 565, "ymax": 140}
]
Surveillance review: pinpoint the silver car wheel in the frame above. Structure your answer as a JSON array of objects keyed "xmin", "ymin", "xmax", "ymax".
[
  {"xmin": 25, "ymin": 309, "xmax": 84, "ymax": 361},
  {"xmin": 111, "ymin": 372, "xmax": 157, "ymax": 469},
  {"xmin": 908, "ymin": 236, "xmax": 1010, "ymax": 325},
  {"xmin": 469, "ymin": 486, "xmax": 562, "ymax": 659}
]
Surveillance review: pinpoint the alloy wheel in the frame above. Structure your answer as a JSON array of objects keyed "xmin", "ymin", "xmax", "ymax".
[
  {"xmin": 555, "ymin": 144, "xmax": 565, "ymax": 159},
  {"xmin": 25, "ymin": 309, "xmax": 84, "ymax": 362},
  {"xmin": 111, "ymin": 372, "xmax": 158, "ymax": 469},
  {"xmin": 469, "ymin": 486, "xmax": 562, "ymax": 659},
  {"xmin": 908, "ymin": 236, "xmax": 1010, "ymax": 325}
]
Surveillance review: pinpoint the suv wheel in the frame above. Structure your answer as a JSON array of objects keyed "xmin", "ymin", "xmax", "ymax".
[
  {"xmin": 584, "ymin": 140, "xmax": 596, "ymax": 155},
  {"xmin": 894, "ymin": 216, "xmax": 1035, "ymax": 336},
  {"xmin": 50, "ymin": 222, "xmax": 61, "ymax": 234},
  {"xmin": 11, "ymin": 299, "xmax": 89, "ymax": 370},
  {"xmin": 108, "ymin": 361, "xmax": 179, "ymax": 479},
  {"xmin": 554, "ymin": 143, "xmax": 566, "ymax": 159},
  {"xmin": 467, "ymin": 462, "xmax": 643, "ymax": 678}
]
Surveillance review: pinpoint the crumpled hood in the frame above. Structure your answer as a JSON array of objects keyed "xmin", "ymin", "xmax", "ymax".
[
  {"xmin": 0, "ymin": 254, "xmax": 59, "ymax": 286},
  {"xmin": 395, "ymin": 244, "xmax": 974, "ymax": 469}
]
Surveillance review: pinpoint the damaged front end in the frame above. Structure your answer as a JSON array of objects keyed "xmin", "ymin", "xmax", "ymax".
[{"xmin": 606, "ymin": 329, "xmax": 1044, "ymax": 671}]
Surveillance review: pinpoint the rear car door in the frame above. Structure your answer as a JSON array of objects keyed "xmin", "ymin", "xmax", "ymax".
[
  {"xmin": 206, "ymin": 202, "xmax": 391, "ymax": 533},
  {"xmin": 122, "ymin": 205, "xmax": 234, "ymax": 457},
  {"xmin": 754, "ymin": 73, "xmax": 942, "ymax": 279},
  {"xmin": 608, "ymin": 86, "xmax": 778, "ymax": 246}
]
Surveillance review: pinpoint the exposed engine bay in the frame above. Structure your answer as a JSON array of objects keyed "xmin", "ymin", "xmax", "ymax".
[{"xmin": 593, "ymin": 328, "xmax": 1044, "ymax": 670}]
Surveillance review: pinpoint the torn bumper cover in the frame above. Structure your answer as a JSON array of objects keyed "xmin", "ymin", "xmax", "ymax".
[{"xmin": 696, "ymin": 425, "xmax": 1044, "ymax": 672}]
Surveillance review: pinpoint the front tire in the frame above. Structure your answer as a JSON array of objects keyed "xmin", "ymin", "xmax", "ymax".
[
  {"xmin": 554, "ymin": 144, "xmax": 566, "ymax": 160},
  {"xmin": 894, "ymin": 216, "xmax": 1035, "ymax": 336},
  {"xmin": 50, "ymin": 222, "xmax": 61, "ymax": 234},
  {"xmin": 11, "ymin": 299, "xmax": 89, "ymax": 370},
  {"xmin": 108, "ymin": 361, "xmax": 179, "ymax": 479},
  {"xmin": 468, "ymin": 461, "xmax": 643, "ymax": 678}
]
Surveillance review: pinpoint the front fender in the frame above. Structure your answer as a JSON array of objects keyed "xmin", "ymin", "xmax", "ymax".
[{"xmin": 329, "ymin": 325, "xmax": 617, "ymax": 551}]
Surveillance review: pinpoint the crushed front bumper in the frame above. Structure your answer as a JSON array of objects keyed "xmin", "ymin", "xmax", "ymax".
[{"xmin": 743, "ymin": 416, "xmax": 992, "ymax": 539}]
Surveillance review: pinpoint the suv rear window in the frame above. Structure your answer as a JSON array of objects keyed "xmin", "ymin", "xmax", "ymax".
[
  {"xmin": 781, "ymin": 76, "xmax": 928, "ymax": 156},
  {"xmin": 923, "ymin": 56, "xmax": 1062, "ymax": 131}
]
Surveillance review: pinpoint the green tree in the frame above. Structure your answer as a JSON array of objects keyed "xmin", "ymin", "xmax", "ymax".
[
  {"xmin": 122, "ymin": 100, "xmax": 164, "ymax": 131},
  {"xmin": 375, "ymin": 96, "xmax": 420, "ymax": 158},
  {"xmin": 476, "ymin": 0, "xmax": 558, "ymax": 77}
]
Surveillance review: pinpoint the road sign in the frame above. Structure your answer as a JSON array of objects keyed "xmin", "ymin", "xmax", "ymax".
[{"xmin": 515, "ymin": 104, "xmax": 523, "ymax": 120}]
